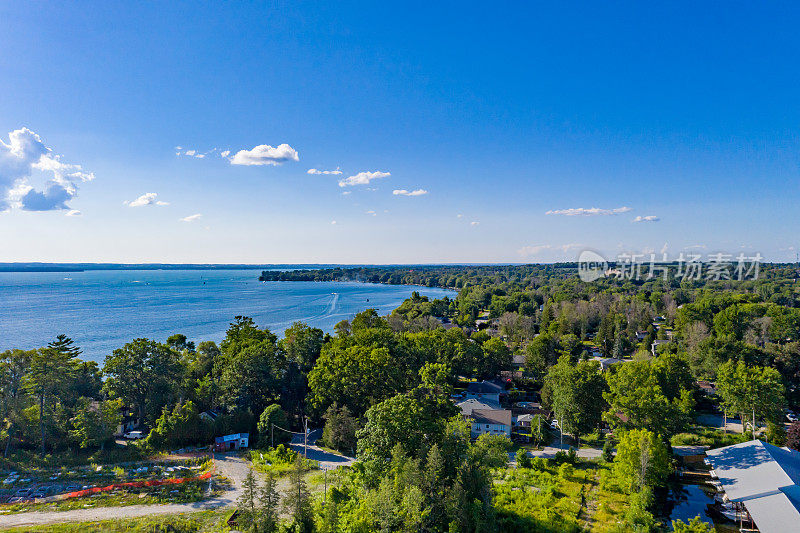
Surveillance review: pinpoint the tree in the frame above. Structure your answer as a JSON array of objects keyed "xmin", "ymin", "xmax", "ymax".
[
  {"xmin": 0, "ymin": 349, "xmax": 33, "ymax": 457},
  {"xmin": 25, "ymin": 336, "xmax": 81, "ymax": 454},
  {"xmin": 145, "ymin": 400, "xmax": 204, "ymax": 449},
  {"xmin": 70, "ymin": 397, "xmax": 123, "ymax": 450},
  {"xmin": 281, "ymin": 322, "xmax": 323, "ymax": 372},
  {"xmin": 604, "ymin": 359, "xmax": 694, "ymax": 439},
  {"xmin": 257, "ymin": 404, "xmax": 289, "ymax": 447},
  {"xmin": 218, "ymin": 318, "xmax": 285, "ymax": 416},
  {"xmin": 479, "ymin": 337, "xmax": 512, "ymax": 378},
  {"xmin": 103, "ymin": 338, "xmax": 182, "ymax": 425},
  {"xmin": 284, "ymin": 455, "xmax": 313, "ymax": 532},
  {"xmin": 716, "ymin": 360, "xmax": 785, "ymax": 438},
  {"xmin": 672, "ymin": 516, "xmax": 715, "ymax": 533},
  {"xmin": 541, "ymin": 355, "xmax": 606, "ymax": 442},
  {"xmin": 237, "ymin": 468, "xmax": 260, "ymax": 530},
  {"xmin": 613, "ymin": 429, "xmax": 670, "ymax": 492},
  {"xmin": 322, "ymin": 403, "xmax": 358, "ymax": 454},
  {"xmin": 259, "ymin": 472, "xmax": 279, "ymax": 533}
]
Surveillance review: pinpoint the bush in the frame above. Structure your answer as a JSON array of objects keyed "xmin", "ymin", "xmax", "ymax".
[
  {"xmin": 515, "ymin": 448, "xmax": 532, "ymax": 469},
  {"xmin": 602, "ymin": 438, "xmax": 615, "ymax": 462},
  {"xmin": 530, "ymin": 457, "xmax": 547, "ymax": 470},
  {"xmin": 558, "ymin": 463, "xmax": 573, "ymax": 479},
  {"xmin": 766, "ymin": 421, "xmax": 787, "ymax": 446}
]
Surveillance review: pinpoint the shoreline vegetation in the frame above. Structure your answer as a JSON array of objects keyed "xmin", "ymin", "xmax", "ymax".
[{"xmin": 2, "ymin": 262, "xmax": 800, "ymax": 531}]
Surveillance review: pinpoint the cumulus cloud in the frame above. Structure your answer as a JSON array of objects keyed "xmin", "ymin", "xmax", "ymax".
[
  {"xmin": 366, "ymin": 210, "xmax": 377, "ymax": 216},
  {"xmin": 470, "ymin": 221, "xmax": 480, "ymax": 226},
  {"xmin": 66, "ymin": 209, "xmax": 82, "ymax": 217},
  {"xmin": 632, "ymin": 215, "xmax": 659, "ymax": 222},
  {"xmin": 230, "ymin": 144, "xmax": 299, "ymax": 166},
  {"xmin": 220, "ymin": 150, "xmax": 230, "ymax": 158},
  {"xmin": 308, "ymin": 168, "xmax": 342, "ymax": 175},
  {"xmin": 338, "ymin": 171, "xmax": 390, "ymax": 187},
  {"xmin": 124, "ymin": 192, "xmax": 169, "ymax": 207},
  {"xmin": 0, "ymin": 127, "xmax": 94, "ymax": 212},
  {"xmin": 392, "ymin": 189, "xmax": 428, "ymax": 197},
  {"xmin": 181, "ymin": 213, "xmax": 202, "ymax": 222},
  {"xmin": 546, "ymin": 206, "xmax": 632, "ymax": 216},
  {"xmin": 518, "ymin": 243, "xmax": 583, "ymax": 257}
]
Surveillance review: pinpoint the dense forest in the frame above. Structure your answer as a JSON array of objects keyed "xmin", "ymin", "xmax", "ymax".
[{"xmin": 4, "ymin": 263, "xmax": 800, "ymax": 531}]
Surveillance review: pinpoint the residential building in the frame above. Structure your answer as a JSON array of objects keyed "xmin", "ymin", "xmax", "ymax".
[{"xmin": 705, "ymin": 439, "xmax": 800, "ymax": 532}]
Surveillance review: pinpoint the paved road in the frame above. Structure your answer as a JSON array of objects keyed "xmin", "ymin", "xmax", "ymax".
[{"xmin": 289, "ymin": 430, "xmax": 356, "ymax": 471}]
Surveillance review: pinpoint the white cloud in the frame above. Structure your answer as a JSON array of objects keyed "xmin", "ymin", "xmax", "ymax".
[
  {"xmin": 341, "ymin": 191, "xmax": 351, "ymax": 196},
  {"xmin": 230, "ymin": 144, "xmax": 299, "ymax": 166},
  {"xmin": 518, "ymin": 243, "xmax": 583, "ymax": 257},
  {"xmin": 366, "ymin": 210, "xmax": 377, "ymax": 216},
  {"xmin": 0, "ymin": 127, "xmax": 94, "ymax": 212},
  {"xmin": 632, "ymin": 215, "xmax": 659, "ymax": 222},
  {"xmin": 66, "ymin": 209, "xmax": 82, "ymax": 217},
  {"xmin": 185, "ymin": 150, "xmax": 196, "ymax": 156},
  {"xmin": 338, "ymin": 171, "xmax": 390, "ymax": 187},
  {"xmin": 546, "ymin": 206, "xmax": 633, "ymax": 216},
  {"xmin": 392, "ymin": 189, "xmax": 428, "ymax": 197},
  {"xmin": 125, "ymin": 192, "xmax": 169, "ymax": 207},
  {"xmin": 220, "ymin": 150, "xmax": 230, "ymax": 158},
  {"xmin": 331, "ymin": 220, "xmax": 337, "ymax": 225},
  {"xmin": 308, "ymin": 168, "xmax": 342, "ymax": 175},
  {"xmin": 470, "ymin": 221, "xmax": 480, "ymax": 226},
  {"xmin": 181, "ymin": 213, "xmax": 202, "ymax": 222},
  {"xmin": 457, "ymin": 214, "xmax": 463, "ymax": 218}
]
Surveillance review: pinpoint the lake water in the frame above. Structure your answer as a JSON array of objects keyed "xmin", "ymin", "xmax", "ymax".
[{"xmin": 0, "ymin": 269, "xmax": 456, "ymax": 363}]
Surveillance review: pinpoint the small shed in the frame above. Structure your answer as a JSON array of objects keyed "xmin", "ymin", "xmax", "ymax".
[{"xmin": 215, "ymin": 433, "xmax": 249, "ymax": 451}]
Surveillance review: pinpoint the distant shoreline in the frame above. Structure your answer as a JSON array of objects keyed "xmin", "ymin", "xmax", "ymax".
[{"xmin": 0, "ymin": 262, "xmax": 523, "ymax": 273}]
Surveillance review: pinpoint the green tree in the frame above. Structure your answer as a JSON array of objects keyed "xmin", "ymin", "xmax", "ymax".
[
  {"xmin": 613, "ymin": 429, "xmax": 671, "ymax": 492},
  {"xmin": 69, "ymin": 397, "xmax": 123, "ymax": 450},
  {"xmin": 322, "ymin": 403, "xmax": 358, "ymax": 455},
  {"xmin": 671, "ymin": 516, "xmax": 715, "ymax": 533},
  {"xmin": 257, "ymin": 404, "xmax": 290, "ymax": 447},
  {"xmin": 284, "ymin": 455, "xmax": 313, "ymax": 532},
  {"xmin": 604, "ymin": 359, "xmax": 694, "ymax": 439},
  {"xmin": 103, "ymin": 338, "xmax": 182, "ymax": 425},
  {"xmin": 26, "ymin": 336, "xmax": 81, "ymax": 454},
  {"xmin": 541, "ymin": 355, "xmax": 606, "ymax": 442},
  {"xmin": 716, "ymin": 360, "xmax": 785, "ymax": 438}
]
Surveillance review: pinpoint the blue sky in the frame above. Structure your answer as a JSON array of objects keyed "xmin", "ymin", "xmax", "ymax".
[{"xmin": 1, "ymin": 2, "xmax": 798, "ymax": 263}]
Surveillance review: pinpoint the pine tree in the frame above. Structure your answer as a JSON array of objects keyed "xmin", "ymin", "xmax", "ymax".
[
  {"xmin": 284, "ymin": 455, "xmax": 312, "ymax": 532},
  {"xmin": 259, "ymin": 472, "xmax": 279, "ymax": 533},
  {"xmin": 237, "ymin": 468, "xmax": 259, "ymax": 530}
]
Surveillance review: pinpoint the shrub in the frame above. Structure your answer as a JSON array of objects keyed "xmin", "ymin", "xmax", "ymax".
[
  {"xmin": 515, "ymin": 448, "xmax": 532, "ymax": 469},
  {"xmin": 602, "ymin": 438, "xmax": 615, "ymax": 462}
]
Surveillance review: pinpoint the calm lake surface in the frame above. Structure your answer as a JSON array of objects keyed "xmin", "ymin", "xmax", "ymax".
[{"xmin": 0, "ymin": 269, "xmax": 456, "ymax": 363}]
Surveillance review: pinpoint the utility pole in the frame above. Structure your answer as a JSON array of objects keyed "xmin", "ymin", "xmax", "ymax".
[
  {"xmin": 271, "ymin": 423, "xmax": 274, "ymax": 448},
  {"xmin": 303, "ymin": 416, "xmax": 308, "ymax": 458}
]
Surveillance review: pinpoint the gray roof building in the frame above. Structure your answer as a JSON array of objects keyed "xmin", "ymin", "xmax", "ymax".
[{"xmin": 705, "ymin": 439, "xmax": 800, "ymax": 532}]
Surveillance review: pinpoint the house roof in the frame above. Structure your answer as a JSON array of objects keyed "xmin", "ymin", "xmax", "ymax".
[
  {"xmin": 457, "ymin": 398, "xmax": 502, "ymax": 415},
  {"xmin": 472, "ymin": 409, "xmax": 512, "ymax": 427},
  {"xmin": 705, "ymin": 439, "xmax": 800, "ymax": 533},
  {"xmin": 215, "ymin": 433, "xmax": 249, "ymax": 443},
  {"xmin": 516, "ymin": 413, "xmax": 535, "ymax": 422},
  {"xmin": 466, "ymin": 381, "xmax": 504, "ymax": 394}
]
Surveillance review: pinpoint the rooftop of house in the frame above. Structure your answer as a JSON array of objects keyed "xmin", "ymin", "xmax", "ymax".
[
  {"xmin": 471, "ymin": 408, "xmax": 512, "ymax": 427},
  {"xmin": 466, "ymin": 380, "xmax": 505, "ymax": 394},
  {"xmin": 705, "ymin": 439, "xmax": 800, "ymax": 533},
  {"xmin": 457, "ymin": 398, "xmax": 502, "ymax": 415}
]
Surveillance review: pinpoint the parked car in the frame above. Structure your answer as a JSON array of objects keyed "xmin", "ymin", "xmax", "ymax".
[
  {"xmin": 787, "ymin": 412, "xmax": 798, "ymax": 422},
  {"xmin": 124, "ymin": 430, "xmax": 145, "ymax": 439},
  {"xmin": 550, "ymin": 420, "xmax": 559, "ymax": 429}
]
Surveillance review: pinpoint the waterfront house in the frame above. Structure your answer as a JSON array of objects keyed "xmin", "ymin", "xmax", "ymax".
[{"xmin": 704, "ymin": 439, "xmax": 800, "ymax": 532}]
